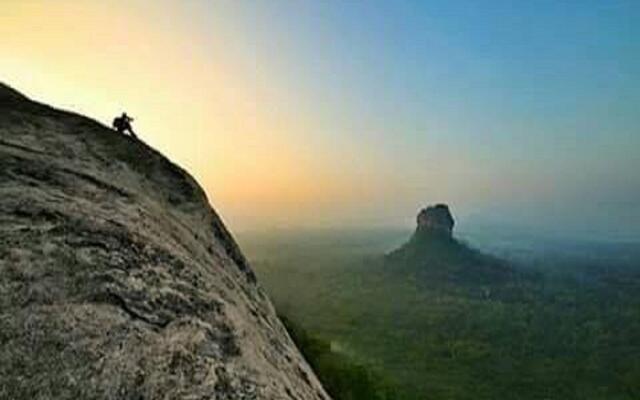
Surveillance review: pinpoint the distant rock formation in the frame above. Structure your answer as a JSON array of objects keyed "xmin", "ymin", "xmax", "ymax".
[
  {"xmin": 387, "ymin": 204, "xmax": 513, "ymax": 285},
  {"xmin": 0, "ymin": 83, "xmax": 329, "ymax": 400},
  {"xmin": 416, "ymin": 204, "xmax": 455, "ymax": 237}
]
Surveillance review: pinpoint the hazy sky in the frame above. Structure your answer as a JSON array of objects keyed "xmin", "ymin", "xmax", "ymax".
[{"xmin": 2, "ymin": 1, "xmax": 639, "ymax": 237}]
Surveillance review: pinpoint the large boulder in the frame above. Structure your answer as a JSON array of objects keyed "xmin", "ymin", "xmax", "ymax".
[
  {"xmin": 416, "ymin": 204, "xmax": 455, "ymax": 237},
  {"xmin": 0, "ymin": 83, "xmax": 330, "ymax": 400}
]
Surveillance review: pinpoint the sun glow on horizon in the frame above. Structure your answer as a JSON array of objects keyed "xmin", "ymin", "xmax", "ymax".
[
  {"xmin": 0, "ymin": 1, "xmax": 375, "ymax": 228},
  {"xmin": 2, "ymin": 1, "xmax": 639, "ymax": 235}
]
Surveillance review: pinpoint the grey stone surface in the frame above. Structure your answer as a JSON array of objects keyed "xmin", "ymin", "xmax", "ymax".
[{"xmin": 0, "ymin": 83, "xmax": 330, "ymax": 400}]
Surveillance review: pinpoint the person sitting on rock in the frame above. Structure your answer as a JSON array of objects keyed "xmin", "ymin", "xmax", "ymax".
[{"xmin": 112, "ymin": 112, "xmax": 137, "ymax": 139}]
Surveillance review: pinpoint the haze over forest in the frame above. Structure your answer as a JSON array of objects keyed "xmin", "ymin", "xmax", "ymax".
[
  {"xmin": 2, "ymin": 1, "xmax": 639, "ymax": 238},
  {"xmin": 3, "ymin": 2, "xmax": 640, "ymax": 399}
]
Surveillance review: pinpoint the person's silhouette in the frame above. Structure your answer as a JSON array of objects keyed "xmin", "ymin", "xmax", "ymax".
[{"xmin": 112, "ymin": 112, "xmax": 137, "ymax": 139}]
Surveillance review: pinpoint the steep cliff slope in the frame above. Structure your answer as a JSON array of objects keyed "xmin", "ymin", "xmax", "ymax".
[{"xmin": 0, "ymin": 83, "xmax": 329, "ymax": 400}]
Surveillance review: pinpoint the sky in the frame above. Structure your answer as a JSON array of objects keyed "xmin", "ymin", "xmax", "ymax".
[{"xmin": 1, "ymin": 1, "xmax": 639, "ymax": 238}]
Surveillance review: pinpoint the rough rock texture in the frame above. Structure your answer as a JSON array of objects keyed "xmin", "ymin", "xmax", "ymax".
[
  {"xmin": 416, "ymin": 204, "xmax": 455, "ymax": 237},
  {"xmin": 0, "ymin": 83, "xmax": 330, "ymax": 400}
]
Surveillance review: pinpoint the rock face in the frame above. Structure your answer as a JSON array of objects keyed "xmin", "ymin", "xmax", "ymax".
[
  {"xmin": 416, "ymin": 204, "xmax": 455, "ymax": 237},
  {"xmin": 388, "ymin": 204, "xmax": 513, "ymax": 285},
  {"xmin": 0, "ymin": 83, "xmax": 330, "ymax": 400}
]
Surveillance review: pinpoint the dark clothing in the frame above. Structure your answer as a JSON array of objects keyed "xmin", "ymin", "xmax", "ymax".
[{"xmin": 112, "ymin": 115, "xmax": 137, "ymax": 139}]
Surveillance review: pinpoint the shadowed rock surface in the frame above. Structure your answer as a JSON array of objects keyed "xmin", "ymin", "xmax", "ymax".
[
  {"xmin": 388, "ymin": 205, "xmax": 512, "ymax": 285},
  {"xmin": 416, "ymin": 204, "xmax": 454, "ymax": 237},
  {"xmin": 0, "ymin": 83, "xmax": 330, "ymax": 400}
]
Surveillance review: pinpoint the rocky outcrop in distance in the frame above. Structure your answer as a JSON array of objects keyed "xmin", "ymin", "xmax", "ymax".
[
  {"xmin": 416, "ymin": 204, "xmax": 455, "ymax": 237},
  {"xmin": 388, "ymin": 204, "xmax": 513, "ymax": 285},
  {"xmin": 0, "ymin": 83, "xmax": 330, "ymax": 400}
]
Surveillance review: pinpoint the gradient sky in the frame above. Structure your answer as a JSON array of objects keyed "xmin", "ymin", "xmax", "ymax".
[{"xmin": 2, "ymin": 1, "xmax": 639, "ymax": 237}]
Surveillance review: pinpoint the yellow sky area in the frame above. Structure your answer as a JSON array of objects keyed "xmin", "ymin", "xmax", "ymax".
[
  {"xmin": 1, "ymin": 1, "xmax": 535, "ymax": 229},
  {"xmin": 0, "ymin": 1, "xmax": 376, "ymax": 228}
]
